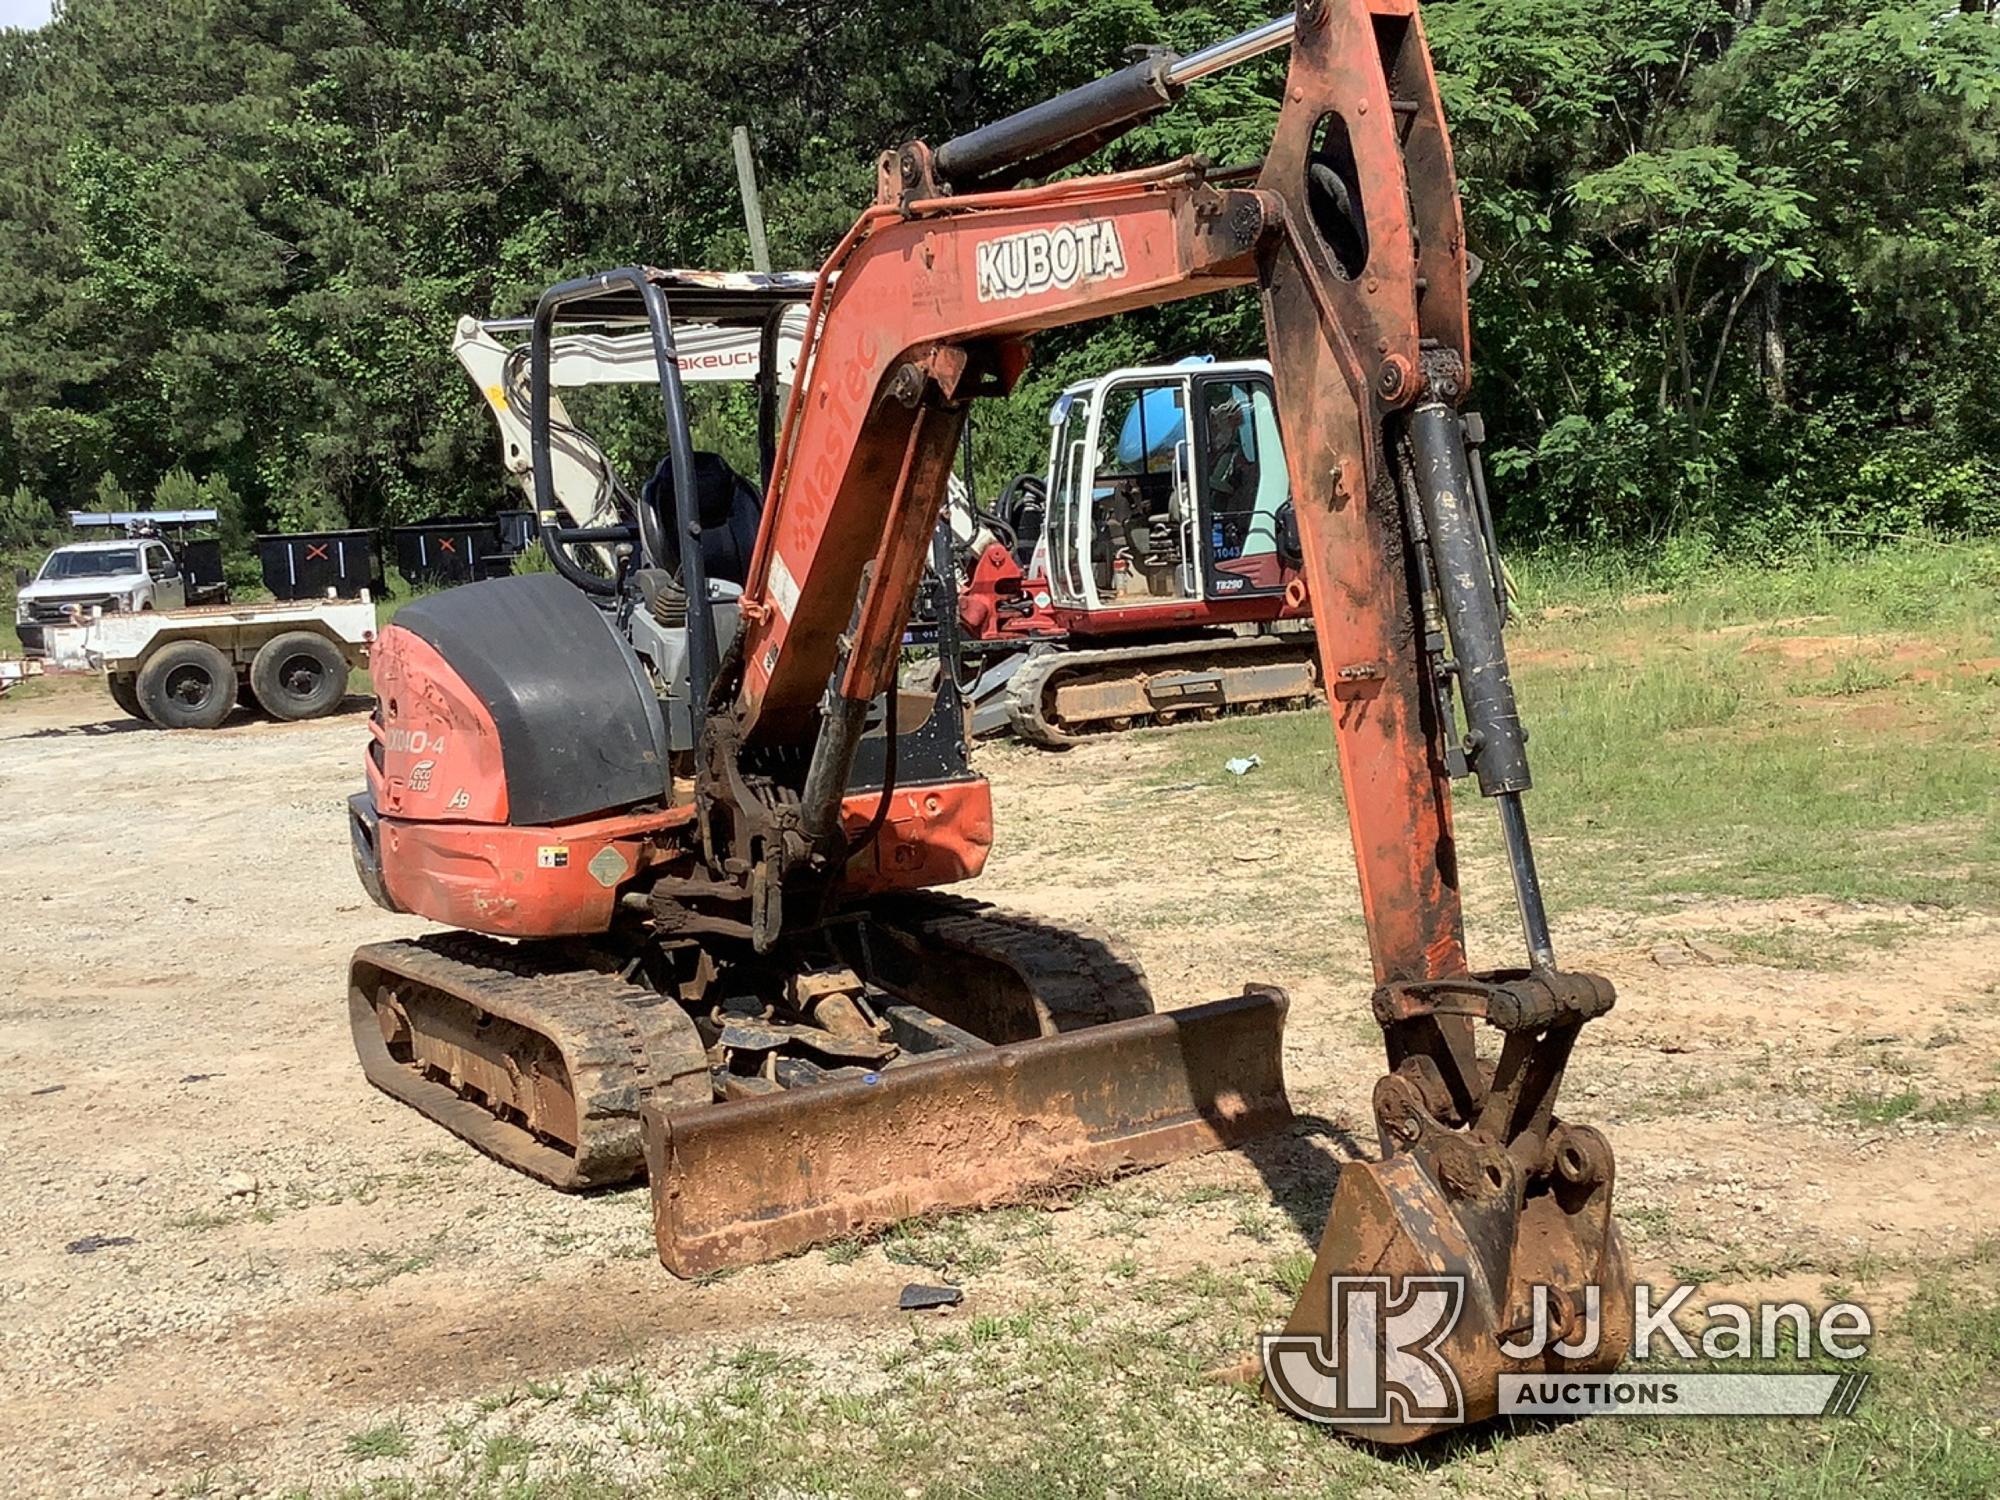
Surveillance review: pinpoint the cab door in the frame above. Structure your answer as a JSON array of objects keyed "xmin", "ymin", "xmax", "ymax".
[
  {"xmin": 1077, "ymin": 373, "xmax": 1197, "ymax": 608},
  {"xmin": 1189, "ymin": 371, "xmax": 1295, "ymax": 599},
  {"xmin": 1039, "ymin": 389, "xmax": 1092, "ymax": 607},
  {"xmin": 146, "ymin": 544, "xmax": 186, "ymax": 610}
]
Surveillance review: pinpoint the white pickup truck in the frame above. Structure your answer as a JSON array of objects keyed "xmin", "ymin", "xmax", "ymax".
[
  {"xmin": 16, "ymin": 537, "xmax": 190, "ymax": 651},
  {"xmin": 14, "ymin": 530, "xmax": 231, "ymax": 656},
  {"xmin": 37, "ymin": 595, "xmax": 376, "ymax": 729}
]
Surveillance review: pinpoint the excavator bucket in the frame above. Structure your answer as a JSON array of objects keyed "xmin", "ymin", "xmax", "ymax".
[
  {"xmin": 1260, "ymin": 974, "xmax": 1632, "ymax": 1442},
  {"xmin": 1265, "ymin": 1126, "xmax": 1633, "ymax": 1441},
  {"xmin": 642, "ymin": 987, "xmax": 1292, "ymax": 1276}
]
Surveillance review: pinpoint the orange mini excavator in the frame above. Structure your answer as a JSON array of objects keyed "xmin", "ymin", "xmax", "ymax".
[{"xmin": 346, "ymin": 3, "xmax": 1629, "ymax": 1439}]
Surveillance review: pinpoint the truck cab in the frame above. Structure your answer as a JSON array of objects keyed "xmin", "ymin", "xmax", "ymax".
[{"xmin": 14, "ymin": 538, "xmax": 186, "ymax": 655}]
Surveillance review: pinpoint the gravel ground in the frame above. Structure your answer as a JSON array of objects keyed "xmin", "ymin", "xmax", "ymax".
[{"xmin": 2, "ymin": 680, "xmax": 1995, "ymax": 1497}]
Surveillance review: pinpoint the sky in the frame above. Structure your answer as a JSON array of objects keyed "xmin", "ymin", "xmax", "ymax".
[{"xmin": 1, "ymin": 0, "xmax": 51, "ymax": 28}]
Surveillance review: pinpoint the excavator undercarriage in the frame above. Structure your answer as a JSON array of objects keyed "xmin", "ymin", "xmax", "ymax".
[
  {"xmin": 999, "ymin": 634, "xmax": 1322, "ymax": 745},
  {"xmin": 350, "ymin": 895, "xmax": 1291, "ymax": 1273}
]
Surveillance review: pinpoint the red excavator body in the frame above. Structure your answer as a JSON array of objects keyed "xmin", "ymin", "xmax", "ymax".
[{"xmin": 347, "ymin": 1, "xmax": 1631, "ymax": 1442}]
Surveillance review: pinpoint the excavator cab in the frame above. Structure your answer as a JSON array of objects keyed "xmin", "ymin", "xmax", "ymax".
[
  {"xmin": 1036, "ymin": 359, "xmax": 1302, "ymax": 608},
  {"xmin": 959, "ymin": 359, "xmax": 1320, "ymax": 744}
]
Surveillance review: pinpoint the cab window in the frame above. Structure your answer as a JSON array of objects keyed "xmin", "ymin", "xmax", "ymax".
[
  {"xmin": 1196, "ymin": 375, "xmax": 1292, "ymax": 597},
  {"xmin": 1089, "ymin": 379, "xmax": 1193, "ymax": 602}
]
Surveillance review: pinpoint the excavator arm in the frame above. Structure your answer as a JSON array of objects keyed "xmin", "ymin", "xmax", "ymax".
[
  {"xmin": 705, "ymin": 0, "xmax": 1629, "ymax": 1437},
  {"xmin": 352, "ymin": 0, "xmax": 1628, "ymax": 1441},
  {"xmin": 720, "ymin": 2, "xmax": 1470, "ymax": 981}
]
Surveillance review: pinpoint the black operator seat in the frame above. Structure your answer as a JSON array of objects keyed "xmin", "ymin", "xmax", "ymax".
[{"xmin": 641, "ymin": 450, "xmax": 764, "ymax": 586}]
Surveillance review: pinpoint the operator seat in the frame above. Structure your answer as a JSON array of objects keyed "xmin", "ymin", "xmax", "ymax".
[{"xmin": 641, "ymin": 450, "xmax": 763, "ymax": 586}]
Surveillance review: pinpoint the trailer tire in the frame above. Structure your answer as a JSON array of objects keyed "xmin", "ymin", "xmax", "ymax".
[
  {"xmin": 136, "ymin": 640, "xmax": 238, "ymax": 730},
  {"xmin": 106, "ymin": 673, "xmax": 145, "ymax": 721},
  {"xmin": 249, "ymin": 631, "xmax": 349, "ymax": 721}
]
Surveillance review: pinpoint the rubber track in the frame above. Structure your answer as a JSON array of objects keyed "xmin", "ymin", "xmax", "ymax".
[
  {"xmin": 349, "ymin": 932, "xmax": 709, "ymax": 1191},
  {"xmin": 1004, "ymin": 636, "xmax": 1320, "ymax": 748},
  {"xmin": 879, "ymin": 891, "xmax": 1155, "ymax": 1031},
  {"xmin": 354, "ymin": 904, "xmax": 1155, "ymax": 1188}
]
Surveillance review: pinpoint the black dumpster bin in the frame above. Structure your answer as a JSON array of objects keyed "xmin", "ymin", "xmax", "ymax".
[
  {"xmin": 392, "ymin": 521, "xmax": 504, "ymax": 587},
  {"xmin": 257, "ymin": 530, "xmax": 383, "ymax": 600},
  {"xmin": 496, "ymin": 509, "xmax": 539, "ymax": 555}
]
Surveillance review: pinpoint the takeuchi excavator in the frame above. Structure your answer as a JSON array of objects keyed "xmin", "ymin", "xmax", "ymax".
[
  {"xmin": 956, "ymin": 356, "xmax": 1323, "ymax": 743},
  {"xmin": 346, "ymin": 2, "xmax": 1629, "ymax": 1440}
]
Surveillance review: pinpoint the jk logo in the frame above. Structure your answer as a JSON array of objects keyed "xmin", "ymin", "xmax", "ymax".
[{"xmin": 1261, "ymin": 1276, "xmax": 1466, "ymax": 1425}]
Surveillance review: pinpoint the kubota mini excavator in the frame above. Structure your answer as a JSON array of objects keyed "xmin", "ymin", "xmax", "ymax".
[{"xmin": 347, "ymin": 2, "xmax": 1629, "ymax": 1440}]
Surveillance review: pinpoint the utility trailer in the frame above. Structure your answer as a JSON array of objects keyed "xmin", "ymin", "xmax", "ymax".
[
  {"xmin": 44, "ymin": 595, "xmax": 375, "ymax": 729},
  {"xmin": 0, "ymin": 656, "xmax": 43, "ymax": 698}
]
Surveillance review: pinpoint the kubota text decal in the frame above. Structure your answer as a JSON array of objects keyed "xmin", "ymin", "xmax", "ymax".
[{"xmin": 975, "ymin": 220, "xmax": 1127, "ymax": 302}]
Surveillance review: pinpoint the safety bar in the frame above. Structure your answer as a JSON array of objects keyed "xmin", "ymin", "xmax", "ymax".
[{"xmin": 530, "ymin": 267, "xmax": 720, "ymax": 725}]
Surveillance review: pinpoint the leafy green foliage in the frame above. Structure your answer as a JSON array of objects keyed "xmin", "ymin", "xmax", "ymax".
[
  {"xmin": 0, "ymin": 0, "xmax": 1991, "ymax": 554},
  {"xmin": 0, "ymin": 484, "xmax": 58, "ymax": 548},
  {"xmin": 1424, "ymin": 0, "xmax": 2000, "ymax": 547},
  {"xmin": 0, "ymin": 0, "xmax": 1003, "ymax": 535}
]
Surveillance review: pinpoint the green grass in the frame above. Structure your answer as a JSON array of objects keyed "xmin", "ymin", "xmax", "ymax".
[
  {"xmin": 1917, "ymin": 1090, "xmax": 2000, "ymax": 1124},
  {"xmin": 1145, "ymin": 538, "xmax": 2000, "ymax": 921},
  {"xmin": 480, "ymin": 1433, "xmax": 537, "ymax": 1476},
  {"xmin": 1508, "ymin": 533, "xmax": 2000, "ymax": 635},
  {"xmin": 1836, "ymin": 1087, "xmax": 2000, "ymax": 1127},
  {"xmin": 1717, "ymin": 920, "xmax": 1914, "ymax": 970},
  {"xmin": 300, "ymin": 1245, "xmax": 2000, "ymax": 1500},
  {"xmin": 342, "ymin": 1423, "xmax": 411, "ymax": 1460},
  {"xmin": 325, "ymin": 1230, "xmax": 447, "ymax": 1291},
  {"xmin": 1837, "ymin": 1087, "xmax": 1923, "ymax": 1124},
  {"xmin": 880, "ymin": 1214, "xmax": 1003, "ymax": 1277},
  {"xmin": 1561, "ymin": 1256, "xmax": 2000, "ymax": 1499}
]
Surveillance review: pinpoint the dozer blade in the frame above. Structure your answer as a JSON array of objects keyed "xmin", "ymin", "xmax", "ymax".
[
  {"xmin": 642, "ymin": 986, "xmax": 1292, "ymax": 1276},
  {"xmin": 1261, "ymin": 971, "xmax": 1631, "ymax": 1442}
]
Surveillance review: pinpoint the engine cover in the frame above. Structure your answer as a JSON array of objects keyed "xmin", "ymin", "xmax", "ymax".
[{"xmin": 370, "ymin": 573, "xmax": 669, "ymax": 827}]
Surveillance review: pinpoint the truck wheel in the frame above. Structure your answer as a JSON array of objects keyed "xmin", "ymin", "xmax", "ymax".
[
  {"xmin": 136, "ymin": 641, "xmax": 239, "ymax": 730},
  {"xmin": 107, "ymin": 674, "xmax": 145, "ymax": 721},
  {"xmin": 249, "ymin": 632, "xmax": 349, "ymax": 721}
]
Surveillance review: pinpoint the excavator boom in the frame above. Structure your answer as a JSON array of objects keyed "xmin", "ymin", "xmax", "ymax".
[{"xmin": 691, "ymin": 0, "xmax": 1629, "ymax": 1438}]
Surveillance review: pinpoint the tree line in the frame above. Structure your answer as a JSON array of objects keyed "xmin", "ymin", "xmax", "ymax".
[{"xmin": 0, "ymin": 0, "xmax": 1993, "ymax": 558}]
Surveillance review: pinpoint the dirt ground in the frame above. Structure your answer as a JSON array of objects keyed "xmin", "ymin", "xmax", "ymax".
[{"xmin": 2, "ymin": 680, "xmax": 1996, "ymax": 1497}]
